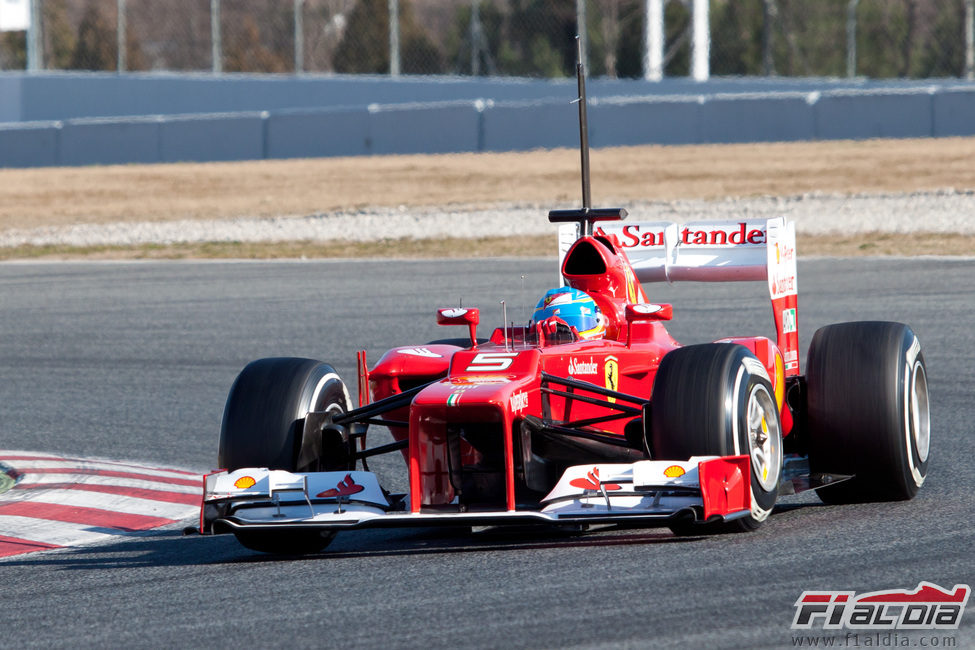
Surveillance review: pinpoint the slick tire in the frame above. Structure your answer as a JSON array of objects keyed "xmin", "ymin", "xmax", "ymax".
[
  {"xmin": 650, "ymin": 344, "xmax": 783, "ymax": 535},
  {"xmin": 806, "ymin": 321, "xmax": 929, "ymax": 504},
  {"xmin": 218, "ymin": 357, "xmax": 352, "ymax": 472},
  {"xmin": 233, "ymin": 528, "xmax": 334, "ymax": 556}
]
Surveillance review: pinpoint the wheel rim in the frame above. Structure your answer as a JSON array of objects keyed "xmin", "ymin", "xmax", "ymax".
[
  {"xmin": 746, "ymin": 384, "xmax": 782, "ymax": 493},
  {"xmin": 910, "ymin": 361, "xmax": 930, "ymax": 464},
  {"xmin": 324, "ymin": 402, "xmax": 344, "ymax": 417}
]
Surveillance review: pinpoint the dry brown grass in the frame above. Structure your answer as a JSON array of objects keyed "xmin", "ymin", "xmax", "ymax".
[
  {"xmin": 3, "ymin": 232, "xmax": 973, "ymax": 261},
  {"xmin": 2, "ymin": 137, "xmax": 974, "ymax": 258}
]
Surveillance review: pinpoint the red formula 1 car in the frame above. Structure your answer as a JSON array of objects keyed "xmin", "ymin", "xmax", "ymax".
[
  {"xmin": 199, "ymin": 65, "xmax": 930, "ymax": 556},
  {"xmin": 200, "ymin": 211, "xmax": 929, "ymax": 554}
]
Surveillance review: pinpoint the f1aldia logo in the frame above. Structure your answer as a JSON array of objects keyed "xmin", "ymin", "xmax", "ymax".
[{"xmin": 792, "ymin": 582, "xmax": 970, "ymax": 630}]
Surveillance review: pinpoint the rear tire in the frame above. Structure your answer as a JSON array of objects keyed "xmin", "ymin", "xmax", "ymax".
[
  {"xmin": 806, "ymin": 321, "xmax": 929, "ymax": 504},
  {"xmin": 651, "ymin": 344, "xmax": 783, "ymax": 535}
]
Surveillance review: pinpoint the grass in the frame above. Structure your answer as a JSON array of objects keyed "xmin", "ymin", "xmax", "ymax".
[
  {"xmin": 0, "ymin": 236, "xmax": 555, "ymax": 261},
  {"xmin": 0, "ymin": 233, "xmax": 972, "ymax": 261}
]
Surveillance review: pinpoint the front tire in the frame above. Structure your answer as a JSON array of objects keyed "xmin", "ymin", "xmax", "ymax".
[
  {"xmin": 218, "ymin": 357, "xmax": 352, "ymax": 472},
  {"xmin": 651, "ymin": 343, "xmax": 783, "ymax": 534},
  {"xmin": 218, "ymin": 357, "xmax": 352, "ymax": 555},
  {"xmin": 806, "ymin": 321, "xmax": 929, "ymax": 504},
  {"xmin": 233, "ymin": 529, "xmax": 334, "ymax": 555}
]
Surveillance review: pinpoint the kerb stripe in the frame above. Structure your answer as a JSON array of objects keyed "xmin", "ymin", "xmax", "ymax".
[
  {"xmin": 15, "ymin": 482, "xmax": 201, "ymax": 506},
  {"xmin": 0, "ymin": 501, "xmax": 176, "ymax": 531}
]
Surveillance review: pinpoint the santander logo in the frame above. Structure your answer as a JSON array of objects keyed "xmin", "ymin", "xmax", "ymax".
[{"xmin": 568, "ymin": 357, "xmax": 598, "ymax": 376}]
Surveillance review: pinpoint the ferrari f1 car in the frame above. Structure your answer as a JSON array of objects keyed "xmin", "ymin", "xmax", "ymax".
[{"xmin": 199, "ymin": 60, "xmax": 930, "ymax": 556}]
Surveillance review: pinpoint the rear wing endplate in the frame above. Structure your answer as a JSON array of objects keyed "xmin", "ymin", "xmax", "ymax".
[{"xmin": 559, "ymin": 217, "xmax": 800, "ymax": 374}]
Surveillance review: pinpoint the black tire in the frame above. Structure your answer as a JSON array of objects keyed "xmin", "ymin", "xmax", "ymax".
[
  {"xmin": 218, "ymin": 357, "xmax": 352, "ymax": 472},
  {"xmin": 806, "ymin": 321, "xmax": 929, "ymax": 504},
  {"xmin": 219, "ymin": 358, "xmax": 351, "ymax": 555},
  {"xmin": 233, "ymin": 529, "xmax": 334, "ymax": 555},
  {"xmin": 650, "ymin": 344, "xmax": 783, "ymax": 534},
  {"xmin": 426, "ymin": 338, "xmax": 488, "ymax": 347}
]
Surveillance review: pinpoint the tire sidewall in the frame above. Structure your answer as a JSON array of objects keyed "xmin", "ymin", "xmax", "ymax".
[
  {"xmin": 901, "ymin": 340, "xmax": 929, "ymax": 493},
  {"xmin": 807, "ymin": 322, "xmax": 928, "ymax": 501},
  {"xmin": 729, "ymin": 358, "xmax": 781, "ymax": 522},
  {"xmin": 651, "ymin": 343, "xmax": 783, "ymax": 525}
]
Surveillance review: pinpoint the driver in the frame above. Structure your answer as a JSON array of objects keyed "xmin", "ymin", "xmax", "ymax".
[{"xmin": 532, "ymin": 287, "xmax": 606, "ymax": 340}]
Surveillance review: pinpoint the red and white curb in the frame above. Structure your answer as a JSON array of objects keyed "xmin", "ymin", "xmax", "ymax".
[{"xmin": 0, "ymin": 451, "xmax": 202, "ymax": 559}]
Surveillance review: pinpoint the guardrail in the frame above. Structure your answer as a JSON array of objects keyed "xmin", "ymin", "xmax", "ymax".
[{"xmin": 2, "ymin": 84, "xmax": 974, "ymax": 168}]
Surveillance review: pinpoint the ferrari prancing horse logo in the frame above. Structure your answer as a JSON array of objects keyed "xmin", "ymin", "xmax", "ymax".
[{"xmin": 604, "ymin": 356, "xmax": 619, "ymax": 403}]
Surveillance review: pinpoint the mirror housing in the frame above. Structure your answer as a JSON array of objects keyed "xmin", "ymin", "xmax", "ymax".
[
  {"xmin": 437, "ymin": 308, "xmax": 480, "ymax": 348},
  {"xmin": 625, "ymin": 303, "xmax": 673, "ymax": 322},
  {"xmin": 625, "ymin": 304, "xmax": 673, "ymax": 348}
]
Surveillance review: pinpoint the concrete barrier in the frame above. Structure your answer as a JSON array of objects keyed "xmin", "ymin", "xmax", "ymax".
[
  {"xmin": 368, "ymin": 101, "xmax": 481, "ymax": 155},
  {"xmin": 6, "ymin": 71, "xmax": 957, "ymax": 123},
  {"xmin": 266, "ymin": 108, "xmax": 371, "ymax": 159},
  {"xmin": 589, "ymin": 96, "xmax": 702, "ymax": 146},
  {"xmin": 1, "ymin": 77, "xmax": 973, "ymax": 168},
  {"xmin": 159, "ymin": 112, "xmax": 266, "ymax": 163},
  {"xmin": 701, "ymin": 93, "xmax": 816, "ymax": 143},
  {"xmin": 0, "ymin": 77, "xmax": 21, "ymax": 122},
  {"xmin": 481, "ymin": 100, "xmax": 576, "ymax": 151},
  {"xmin": 0, "ymin": 122, "xmax": 59, "ymax": 167},
  {"xmin": 932, "ymin": 88, "xmax": 975, "ymax": 137},
  {"xmin": 813, "ymin": 89, "xmax": 934, "ymax": 140},
  {"xmin": 60, "ymin": 117, "xmax": 161, "ymax": 166}
]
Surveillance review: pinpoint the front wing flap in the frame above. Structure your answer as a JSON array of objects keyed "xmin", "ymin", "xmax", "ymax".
[
  {"xmin": 541, "ymin": 456, "xmax": 751, "ymax": 522},
  {"xmin": 200, "ymin": 456, "xmax": 752, "ymax": 534}
]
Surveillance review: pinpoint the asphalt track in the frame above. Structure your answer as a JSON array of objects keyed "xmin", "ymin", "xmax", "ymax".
[{"xmin": 0, "ymin": 257, "xmax": 972, "ymax": 648}]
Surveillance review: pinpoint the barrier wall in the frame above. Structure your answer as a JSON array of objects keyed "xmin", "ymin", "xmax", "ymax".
[
  {"xmin": 3, "ymin": 72, "xmax": 959, "ymax": 123},
  {"xmin": 1, "ymin": 80, "xmax": 974, "ymax": 168}
]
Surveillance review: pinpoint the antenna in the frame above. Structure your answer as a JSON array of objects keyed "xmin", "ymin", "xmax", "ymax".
[
  {"xmin": 520, "ymin": 274, "xmax": 528, "ymax": 326},
  {"xmin": 548, "ymin": 36, "xmax": 627, "ymax": 238},
  {"xmin": 576, "ymin": 36, "xmax": 592, "ymax": 217}
]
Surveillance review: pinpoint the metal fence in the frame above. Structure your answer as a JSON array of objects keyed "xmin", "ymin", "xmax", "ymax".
[{"xmin": 1, "ymin": 0, "xmax": 973, "ymax": 80}]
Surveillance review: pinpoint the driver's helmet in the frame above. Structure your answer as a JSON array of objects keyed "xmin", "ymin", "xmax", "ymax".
[{"xmin": 532, "ymin": 287, "xmax": 605, "ymax": 340}]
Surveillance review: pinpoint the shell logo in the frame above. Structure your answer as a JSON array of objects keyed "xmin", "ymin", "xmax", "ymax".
[
  {"xmin": 663, "ymin": 465, "xmax": 686, "ymax": 478},
  {"xmin": 233, "ymin": 476, "xmax": 256, "ymax": 489}
]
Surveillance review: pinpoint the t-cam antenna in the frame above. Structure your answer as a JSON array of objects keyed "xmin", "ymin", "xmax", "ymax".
[
  {"xmin": 548, "ymin": 36, "xmax": 627, "ymax": 238},
  {"xmin": 576, "ymin": 36, "xmax": 592, "ymax": 214}
]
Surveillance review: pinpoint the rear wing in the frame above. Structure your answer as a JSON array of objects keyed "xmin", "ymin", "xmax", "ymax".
[{"xmin": 559, "ymin": 217, "xmax": 799, "ymax": 375}]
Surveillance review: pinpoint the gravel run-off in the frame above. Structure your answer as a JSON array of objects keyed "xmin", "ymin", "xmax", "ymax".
[{"xmin": 1, "ymin": 138, "xmax": 974, "ymax": 255}]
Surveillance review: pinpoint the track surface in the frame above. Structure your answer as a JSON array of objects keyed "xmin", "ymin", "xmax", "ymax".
[{"xmin": 0, "ymin": 258, "xmax": 972, "ymax": 648}]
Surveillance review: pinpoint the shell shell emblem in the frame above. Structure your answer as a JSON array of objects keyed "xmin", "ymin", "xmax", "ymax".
[{"xmin": 233, "ymin": 476, "xmax": 256, "ymax": 489}]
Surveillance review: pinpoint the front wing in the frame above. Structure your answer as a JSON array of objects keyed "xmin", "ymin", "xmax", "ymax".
[{"xmin": 200, "ymin": 456, "xmax": 752, "ymax": 534}]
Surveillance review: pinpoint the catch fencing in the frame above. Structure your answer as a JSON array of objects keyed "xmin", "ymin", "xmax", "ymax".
[{"xmin": 1, "ymin": 0, "xmax": 973, "ymax": 80}]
